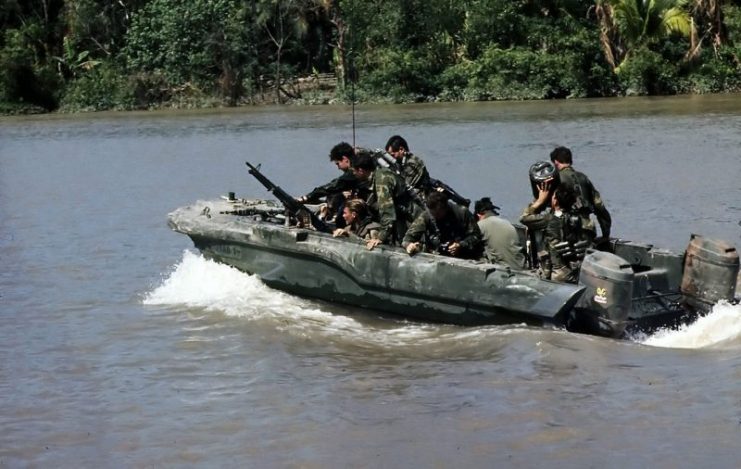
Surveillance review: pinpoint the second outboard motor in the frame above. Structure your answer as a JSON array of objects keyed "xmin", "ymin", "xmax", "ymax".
[
  {"xmin": 528, "ymin": 161, "xmax": 559, "ymax": 199},
  {"xmin": 572, "ymin": 251, "xmax": 634, "ymax": 338},
  {"xmin": 681, "ymin": 235, "xmax": 739, "ymax": 309}
]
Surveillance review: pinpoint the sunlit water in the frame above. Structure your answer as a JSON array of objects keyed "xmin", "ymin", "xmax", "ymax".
[{"xmin": 1, "ymin": 96, "xmax": 740, "ymax": 467}]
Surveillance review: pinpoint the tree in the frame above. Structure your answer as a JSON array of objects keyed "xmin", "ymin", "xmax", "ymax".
[{"xmin": 593, "ymin": 0, "xmax": 693, "ymax": 71}]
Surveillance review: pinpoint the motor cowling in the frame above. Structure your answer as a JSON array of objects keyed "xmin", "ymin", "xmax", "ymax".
[
  {"xmin": 572, "ymin": 251, "xmax": 634, "ymax": 338},
  {"xmin": 681, "ymin": 235, "xmax": 739, "ymax": 308}
]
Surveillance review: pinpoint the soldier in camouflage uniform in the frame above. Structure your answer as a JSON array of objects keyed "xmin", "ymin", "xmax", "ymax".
[
  {"xmin": 385, "ymin": 135, "xmax": 431, "ymax": 196},
  {"xmin": 403, "ymin": 192, "xmax": 483, "ymax": 260},
  {"xmin": 352, "ymin": 152, "xmax": 421, "ymax": 250},
  {"xmin": 520, "ymin": 181, "xmax": 588, "ymax": 283},
  {"xmin": 549, "ymin": 146, "xmax": 611, "ymax": 242},
  {"xmin": 297, "ymin": 142, "xmax": 370, "ymax": 226}
]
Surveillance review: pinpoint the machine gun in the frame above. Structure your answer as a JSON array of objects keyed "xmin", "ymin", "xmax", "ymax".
[
  {"xmin": 373, "ymin": 150, "xmax": 470, "ymax": 207},
  {"xmin": 245, "ymin": 162, "xmax": 331, "ymax": 233}
]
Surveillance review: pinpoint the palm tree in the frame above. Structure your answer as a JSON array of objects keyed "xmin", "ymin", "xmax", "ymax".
[
  {"xmin": 686, "ymin": 0, "xmax": 729, "ymax": 60},
  {"xmin": 592, "ymin": 0, "xmax": 692, "ymax": 71}
]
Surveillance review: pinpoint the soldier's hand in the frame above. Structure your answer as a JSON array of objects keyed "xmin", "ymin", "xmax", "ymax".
[
  {"xmin": 296, "ymin": 195, "xmax": 308, "ymax": 203},
  {"xmin": 448, "ymin": 242, "xmax": 461, "ymax": 256},
  {"xmin": 333, "ymin": 228, "xmax": 347, "ymax": 238},
  {"xmin": 406, "ymin": 242, "xmax": 420, "ymax": 255},
  {"xmin": 366, "ymin": 238, "xmax": 382, "ymax": 250}
]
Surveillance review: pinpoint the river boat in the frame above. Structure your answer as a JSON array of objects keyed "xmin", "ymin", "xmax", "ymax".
[{"xmin": 168, "ymin": 189, "xmax": 740, "ymax": 339}]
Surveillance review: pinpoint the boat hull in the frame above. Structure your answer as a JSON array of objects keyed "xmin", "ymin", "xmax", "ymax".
[{"xmin": 171, "ymin": 200, "xmax": 586, "ymax": 330}]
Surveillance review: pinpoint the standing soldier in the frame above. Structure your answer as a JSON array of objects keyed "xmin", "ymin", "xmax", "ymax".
[
  {"xmin": 352, "ymin": 153, "xmax": 421, "ymax": 250},
  {"xmin": 520, "ymin": 174, "xmax": 589, "ymax": 283},
  {"xmin": 385, "ymin": 135, "xmax": 431, "ymax": 195},
  {"xmin": 549, "ymin": 146, "xmax": 612, "ymax": 243}
]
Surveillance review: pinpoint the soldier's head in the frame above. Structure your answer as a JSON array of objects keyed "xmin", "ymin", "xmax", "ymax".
[
  {"xmin": 385, "ymin": 135, "xmax": 409, "ymax": 160},
  {"xmin": 474, "ymin": 197, "xmax": 500, "ymax": 217},
  {"xmin": 343, "ymin": 199, "xmax": 369, "ymax": 226},
  {"xmin": 330, "ymin": 142, "xmax": 354, "ymax": 170},
  {"xmin": 549, "ymin": 146, "xmax": 573, "ymax": 168},
  {"xmin": 352, "ymin": 153, "xmax": 376, "ymax": 181},
  {"xmin": 426, "ymin": 192, "xmax": 451, "ymax": 221},
  {"xmin": 553, "ymin": 186, "xmax": 576, "ymax": 211}
]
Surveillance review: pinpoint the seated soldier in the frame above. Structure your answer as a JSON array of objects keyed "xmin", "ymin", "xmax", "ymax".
[
  {"xmin": 474, "ymin": 197, "xmax": 525, "ymax": 269},
  {"xmin": 403, "ymin": 192, "xmax": 483, "ymax": 259},
  {"xmin": 333, "ymin": 199, "xmax": 381, "ymax": 241}
]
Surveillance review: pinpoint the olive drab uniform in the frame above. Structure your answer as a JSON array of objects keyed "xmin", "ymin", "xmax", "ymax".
[
  {"xmin": 403, "ymin": 203, "xmax": 483, "ymax": 260},
  {"xmin": 520, "ymin": 204, "xmax": 590, "ymax": 283},
  {"xmin": 365, "ymin": 167, "xmax": 421, "ymax": 245},
  {"xmin": 557, "ymin": 166, "xmax": 611, "ymax": 239}
]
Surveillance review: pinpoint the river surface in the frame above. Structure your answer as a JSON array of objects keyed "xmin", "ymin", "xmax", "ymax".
[{"xmin": 1, "ymin": 95, "xmax": 740, "ymax": 467}]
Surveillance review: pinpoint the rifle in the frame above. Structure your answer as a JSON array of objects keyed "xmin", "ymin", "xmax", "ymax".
[
  {"xmin": 245, "ymin": 162, "xmax": 331, "ymax": 233},
  {"xmin": 373, "ymin": 150, "xmax": 470, "ymax": 207}
]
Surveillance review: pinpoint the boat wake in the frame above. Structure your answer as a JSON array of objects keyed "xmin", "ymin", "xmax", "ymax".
[
  {"xmin": 145, "ymin": 251, "xmax": 741, "ymax": 351},
  {"xmin": 638, "ymin": 301, "xmax": 741, "ymax": 349},
  {"xmin": 144, "ymin": 251, "xmax": 534, "ymax": 353}
]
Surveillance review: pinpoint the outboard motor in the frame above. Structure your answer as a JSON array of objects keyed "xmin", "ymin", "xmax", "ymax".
[
  {"xmin": 681, "ymin": 235, "xmax": 739, "ymax": 309},
  {"xmin": 572, "ymin": 251, "xmax": 634, "ymax": 338},
  {"xmin": 529, "ymin": 161, "xmax": 560, "ymax": 199}
]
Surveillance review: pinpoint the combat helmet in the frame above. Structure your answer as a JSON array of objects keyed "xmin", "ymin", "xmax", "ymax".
[{"xmin": 529, "ymin": 161, "xmax": 559, "ymax": 198}]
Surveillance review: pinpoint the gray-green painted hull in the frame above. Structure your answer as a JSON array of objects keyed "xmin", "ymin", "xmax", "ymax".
[
  {"xmin": 168, "ymin": 198, "xmax": 739, "ymax": 338},
  {"xmin": 169, "ymin": 199, "xmax": 584, "ymax": 329}
]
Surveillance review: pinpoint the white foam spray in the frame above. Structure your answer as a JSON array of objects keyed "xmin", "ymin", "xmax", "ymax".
[
  {"xmin": 144, "ymin": 251, "xmax": 527, "ymax": 350},
  {"xmin": 640, "ymin": 300, "xmax": 741, "ymax": 349},
  {"xmin": 145, "ymin": 251, "xmax": 741, "ymax": 351}
]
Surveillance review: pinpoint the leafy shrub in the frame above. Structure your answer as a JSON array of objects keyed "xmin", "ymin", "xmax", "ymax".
[{"xmin": 60, "ymin": 62, "xmax": 134, "ymax": 112}]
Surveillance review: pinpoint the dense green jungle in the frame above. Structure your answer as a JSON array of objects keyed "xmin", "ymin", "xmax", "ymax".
[{"xmin": 2, "ymin": 0, "xmax": 740, "ymax": 114}]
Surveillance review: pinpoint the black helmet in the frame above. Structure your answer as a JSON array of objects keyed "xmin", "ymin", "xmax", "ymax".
[
  {"xmin": 529, "ymin": 161, "xmax": 557, "ymax": 184},
  {"xmin": 529, "ymin": 161, "xmax": 559, "ymax": 198}
]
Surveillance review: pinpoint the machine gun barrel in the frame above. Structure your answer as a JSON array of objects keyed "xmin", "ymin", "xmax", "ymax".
[
  {"xmin": 245, "ymin": 162, "xmax": 331, "ymax": 233},
  {"xmin": 429, "ymin": 178, "xmax": 470, "ymax": 208}
]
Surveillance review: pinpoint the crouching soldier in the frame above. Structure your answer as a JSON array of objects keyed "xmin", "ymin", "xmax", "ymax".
[
  {"xmin": 403, "ymin": 192, "xmax": 483, "ymax": 259},
  {"xmin": 352, "ymin": 152, "xmax": 421, "ymax": 250}
]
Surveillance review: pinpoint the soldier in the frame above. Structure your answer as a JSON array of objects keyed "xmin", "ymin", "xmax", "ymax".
[
  {"xmin": 520, "ymin": 177, "xmax": 589, "ymax": 283},
  {"xmin": 550, "ymin": 146, "xmax": 611, "ymax": 243},
  {"xmin": 385, "ymin": 135, "xmax": 431, "ymax": 194},
  {"xmin": 352, "ymin": 152, "xmax": 421, "ymax": 250},
  {"xmin": 403, "ymin": 192, "xmax": 483, "ymax": 260},
  {"xmin": 474, "ymin": 197, "xmax": 525, "ymax": 269},
  {"xmin": 297, "ymin": 142, "xmax": 368, "ymax": 226},
  {"xmin": 332, "ymin": 199, "xmax": 381, "ymax": 241}
]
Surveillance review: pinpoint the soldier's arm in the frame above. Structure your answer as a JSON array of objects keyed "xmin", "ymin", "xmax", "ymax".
[
  {"xmin": 458, "ymin": 210, "xmax": 483, "ymax": 251},
  {"xmin": 374, "ymin": 179, "xmax": 397, "ymax": 244},
  {"xmin": 520, "ymin": 204, "xmax": 549, "ymax": 230},
  {"xmin": 589, "ymin": 183, "xmax": 612, "ymax": 238},
  {"xmin": 303, "ymin": 172, "xmax": 356, "ymax": 202},
  {"xmin": 402, "ymin": 213, "xmax": 427, "ymax": 247}
]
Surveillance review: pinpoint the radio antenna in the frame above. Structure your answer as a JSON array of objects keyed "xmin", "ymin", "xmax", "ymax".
[{"xmin": 348, "ymin": 0, "xmax": 356, "ymax": 146}]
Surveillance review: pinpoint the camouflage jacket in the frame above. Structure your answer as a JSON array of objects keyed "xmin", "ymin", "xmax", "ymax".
[
  {"xmin": 366, "ymin": 167, "xmax": 420, "ymax": 244},
  {"xmin": 403, "ymin": 203, "xmax": 483, "ymax": 259},
  {"xmin": 558, "ymin": 166, "xmax": 611, "ymax": 238},
  {"xmin": 520, "ymin": 203, "xmax": 590, "ymax": 271},
  {"xmin": 304, "ymin": 170, "xmax": 366, "ymax": 202},
  {"xmin": 396, "ymin": 153, "xmax": 431, "ymax": 192}
]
